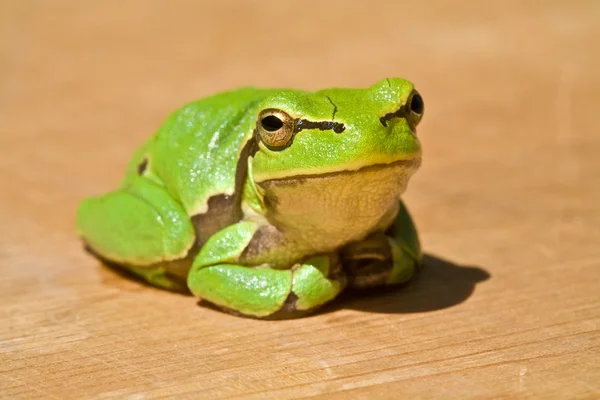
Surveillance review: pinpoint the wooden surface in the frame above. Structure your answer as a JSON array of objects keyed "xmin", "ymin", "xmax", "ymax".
[{"xmin": 1, "ymin": 1, "xmax": 599, "ymax": 398}]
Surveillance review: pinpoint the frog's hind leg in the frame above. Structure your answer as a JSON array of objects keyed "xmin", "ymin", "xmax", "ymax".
[
  {"xmin": 77, "ymin": 177, "xmax": 196, "ymax": 291},
  {"xmin": 342, "ymin": 200, "xmax": 422, "ymax": 288}
]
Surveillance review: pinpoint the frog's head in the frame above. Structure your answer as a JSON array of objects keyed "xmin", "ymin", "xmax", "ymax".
[{"xmin": 250, "ymin": 78, "xmax": 423, "ymax": 248}]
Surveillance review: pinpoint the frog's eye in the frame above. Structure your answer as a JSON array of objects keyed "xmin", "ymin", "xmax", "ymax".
[
  {"xmin": 407, "ymin": 90, "xmax": 424, "ymax": 128},
  {"xmin": 256, "ymin": 109, "xmax": 296, "ymax": 150}
]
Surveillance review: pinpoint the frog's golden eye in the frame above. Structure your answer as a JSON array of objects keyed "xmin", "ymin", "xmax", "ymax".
[
  {"xmin": 407, "ymin": 90, "xmax": 424, "ymax": 128},
  {"xmin": 256, "ymin": 109, "xmax": 296, "ymax": 150}
]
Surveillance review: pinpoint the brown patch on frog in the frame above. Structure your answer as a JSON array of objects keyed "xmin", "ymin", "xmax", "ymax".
[
  {"xmin": 191, "ymin": 194, "xmax": 242, "ymax": 246},
  {"xmin": 345, "ymin": 259, "xmax": 393, "ymax": 288},
  {"xmin": 239, "ymin": 224, "xmax": 286, "ymax": 264},
  {"xmin": 137, "ymin": 158, "xmax": 148, "ymax": 175},
  {"xmin": 341, "ymin": 233, "xmax": 395, "ymax": 289}
]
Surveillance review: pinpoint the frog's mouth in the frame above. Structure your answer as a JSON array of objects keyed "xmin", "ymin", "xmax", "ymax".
[{"xmin": 256, "ymin": 157, "xmax": 421, "ymax": 188}]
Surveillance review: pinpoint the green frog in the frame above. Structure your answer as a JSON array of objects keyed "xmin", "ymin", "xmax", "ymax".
[{"xmin": 77, "ymin": 78, "xmax": 424, "ymax": 319}]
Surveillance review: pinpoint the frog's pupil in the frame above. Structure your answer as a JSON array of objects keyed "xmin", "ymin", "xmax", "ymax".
[
  {"xmin": 261, "ymin": 115, "xmax": 284, "ymax": 132},
  {"xmin": 410, "ymin": 94, "xmax": 424, "ymax": 115}
]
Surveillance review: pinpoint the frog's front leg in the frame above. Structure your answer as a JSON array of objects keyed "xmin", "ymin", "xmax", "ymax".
[
  {"xmin": 187, "ymin": 221, "xmax": 346, "ymax": 319},
  {"xmin": 342, "ymin": 200, "xmax": 422, "ymax": 288}
]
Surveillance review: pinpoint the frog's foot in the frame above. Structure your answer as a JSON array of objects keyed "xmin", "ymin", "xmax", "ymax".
[
  {"xmin": 187, "ymin": 255, "xmax": 346, "ymax": 319},
  {"xmin": 341, "ymin": 232, "xmax": 421, "ymax": 289}
]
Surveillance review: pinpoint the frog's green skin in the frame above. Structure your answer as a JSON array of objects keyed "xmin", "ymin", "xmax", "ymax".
[{"xmin": 77, "ymin": 78, "xmax": 424, "ymax": 319}]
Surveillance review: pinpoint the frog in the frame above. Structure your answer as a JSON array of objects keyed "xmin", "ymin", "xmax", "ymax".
[{"xmin": 76, "ymin": 77, "xmax": 424, "ymax": 319}]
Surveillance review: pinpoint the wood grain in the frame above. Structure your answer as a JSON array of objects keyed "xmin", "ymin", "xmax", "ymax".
[{"xmin": 1, "ymin": 1, "xmax": 599, "ymax": 398}]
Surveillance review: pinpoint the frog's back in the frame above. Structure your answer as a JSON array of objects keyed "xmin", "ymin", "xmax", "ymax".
[{"xmin": 130, "ymin": 87, "xmax": 272, "ymax": 216}]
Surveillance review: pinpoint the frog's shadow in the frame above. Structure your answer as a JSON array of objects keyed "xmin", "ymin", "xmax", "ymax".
[
  {"xmin": 195, "ymin": 253, "xmax": 490, "ymax": 318},
  {"xmin": 323, "ymin": 253, "xmax": 490, "ymax": 315},
  {"xmin": 98, "ymin": 249, "xmax": 490, "ymax": 317}
]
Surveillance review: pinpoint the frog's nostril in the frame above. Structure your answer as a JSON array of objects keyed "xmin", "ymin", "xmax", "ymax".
[{"xmin": 410, "ymin": 93, "xmax": 424, "ymax": 115}]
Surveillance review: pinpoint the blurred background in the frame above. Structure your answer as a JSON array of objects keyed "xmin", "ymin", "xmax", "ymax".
[
  {"xmin": 1, "ymin": 1, "xmax": 599, "ymax": 398},
  {"xmin": 2, "ymin": 0, "xmax": 597, "ymax": 264}
]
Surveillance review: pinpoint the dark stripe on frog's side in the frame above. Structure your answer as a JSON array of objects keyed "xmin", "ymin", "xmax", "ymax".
[
  {"xmin": 189, "ymin": 95, "xmax": 264, "ymax": 245},
  {"xmin": 135, "ymin": 139, "xmax": 260, "ymax": 283},
  {"xmin": 151, "ymin": 95, "xmax": 263, "ymax": 259},
  {"xmin": 191, "ymin": 138, "xmax": 259, "ymax": 246},
  {"xmin": 143, "ymin": 95, "xmax": 265, "ymax": 250}
]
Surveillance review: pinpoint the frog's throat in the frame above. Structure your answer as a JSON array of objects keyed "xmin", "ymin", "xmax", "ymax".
[{"xmin": 254, "ymin": 158, "xmax": 420, "ymax": 253}]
